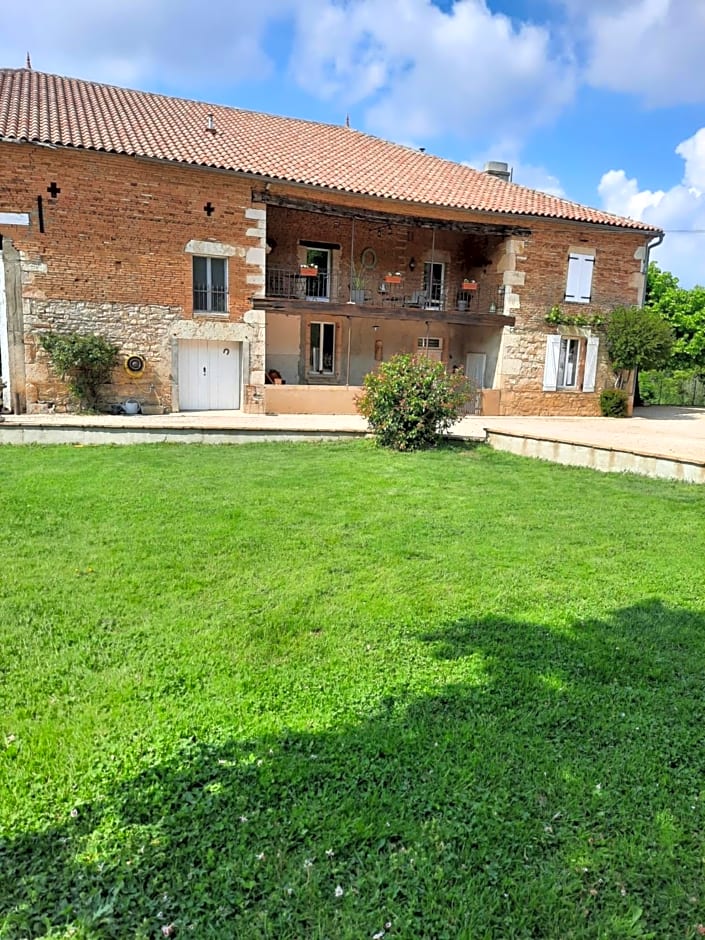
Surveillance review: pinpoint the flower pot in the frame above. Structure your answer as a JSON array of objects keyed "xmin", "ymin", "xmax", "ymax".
[
  {"xmin": 300, "ymin": 265, "xmax": 318, "ymax": 277},
  {"xmin": 351, "ymin": 289, "xmax": 366, "ymax": 304},
  {"xmin": 461, "ymin": 280, "xmax": 477, "ymax": 291},
  {"xmin": 384, "ymin": 274, "xmax": 402, "ymax": 285}
]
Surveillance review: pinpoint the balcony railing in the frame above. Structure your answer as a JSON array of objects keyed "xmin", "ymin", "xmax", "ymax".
[{"xmin": 263, "ymin": 267, "xmax": 507, "ymax": 315}]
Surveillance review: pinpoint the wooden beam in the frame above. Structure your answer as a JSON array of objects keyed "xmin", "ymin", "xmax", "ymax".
[
  {"xmin": 251, "ymin": 191, "xmax": 532, "ymax": 238},
  {"xmin": 251, "ymin": 297, "xmax": 515, "ymax": 327}
]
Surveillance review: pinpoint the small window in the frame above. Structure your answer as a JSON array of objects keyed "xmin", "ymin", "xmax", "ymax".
[
  {"xmin": 310, "ymin": 322, "xmax": 335, "ymax": 374},
  {"xmin": 565, "ymin": 252, "xmax": 594, "ymax": 304},
  {"xmin": 193, "ymin": 256, "xmax": 227, "ymax": 313}
]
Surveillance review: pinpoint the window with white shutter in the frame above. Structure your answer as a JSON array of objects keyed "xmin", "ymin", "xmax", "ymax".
[
  {"xmin": 565, "ymin": 252, "xmax": 594, "ymax": 304},
  {"xmin": 544, "ymin": 336, "xmax": 595, "ymax": 391},
  {"xmin": 543, "ymin": 335, "xmax": 561, "ymax": 390},
  {"xmin": 583, "ymin": 336, "xmax": 599, "ymax": 392}
]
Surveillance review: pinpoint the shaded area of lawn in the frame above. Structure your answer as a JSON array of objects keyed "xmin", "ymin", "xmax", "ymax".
[
  {"xmin": 0, "ymin": 444, "xmax": 704, "ymax": 938},
  {"xmin": 3, "ymin": 599, "xmax": 705, "ymax": 938}
]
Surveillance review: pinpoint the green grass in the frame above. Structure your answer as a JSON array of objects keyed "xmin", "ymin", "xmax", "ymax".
[{"xmin": 1, "ymin": 442, "xmax": 704, "ymax": 939}]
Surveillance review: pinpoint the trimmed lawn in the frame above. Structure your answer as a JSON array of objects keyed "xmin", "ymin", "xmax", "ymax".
[{"xmin": 1, "ymin": 442, "xmax": 704, "ymax": 939}]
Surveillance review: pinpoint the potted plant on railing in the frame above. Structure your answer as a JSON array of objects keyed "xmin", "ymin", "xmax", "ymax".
[
  {"xmin": 300, "ymin": 263, "xmax": 319, "ymax": 277},
  {"xmin": 348, "ymin": 264, "xmax": 367, "ymax": 304},
  {"xmin": 384, "ymin": 272, "xmax": 403, "ymax": 285},
  {"xmin": 461, "ymin": 278, "xmax": 478, "ymax": 291}
]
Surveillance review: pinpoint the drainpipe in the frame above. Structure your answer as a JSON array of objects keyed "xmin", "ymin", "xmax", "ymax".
[{"xmin": 345, "ymin": 316, "xmax": 352, "ymax": 386}]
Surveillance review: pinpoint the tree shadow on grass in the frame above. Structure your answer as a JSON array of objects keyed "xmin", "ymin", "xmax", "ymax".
[{"xmin": 2, "ymin": 601, "xmax": 705, "ymax": 939}]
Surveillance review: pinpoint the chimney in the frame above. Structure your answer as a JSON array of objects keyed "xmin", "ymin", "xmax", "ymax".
[
  {"xmin": 484, "ymin": 161, "xmax": 511, "ymax": 183},
  {"xmin": 206, "ymin": 112, "xmax": 216, "ymax": 134}
]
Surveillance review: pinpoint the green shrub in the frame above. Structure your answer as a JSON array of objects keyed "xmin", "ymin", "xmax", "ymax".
[
  {"xmin": 599, "ymin": 387, "xmax": 629, "ymax": 417},
  {"xmin": 356, "ymin": 354, "xmax": 473, "ymax": 450},
  {"xmin": 40, "ymin": 332, "xmax": 119, "ymax": 411}
]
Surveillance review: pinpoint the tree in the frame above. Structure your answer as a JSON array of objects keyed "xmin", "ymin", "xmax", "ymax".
[
  {"xmin": 605, "ymin": 305, "xmax": 673, "ymax": 381},
  {"xmin": 356, "ymin": 354, "xmax": 473, "ymax": 451},
  {"xmin": 40, "ymin": 332, "xmax": 119, "ymax": 411},
  {"xmin": 646, "ymin": 263, "xmax": 705, "ymax": 375}
]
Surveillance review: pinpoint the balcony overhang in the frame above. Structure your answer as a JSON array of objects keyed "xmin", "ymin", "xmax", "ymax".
[
  {"xmin": 252, "ymin": 297, "xmax": 515, "ymax": 327},
  {"xmin": 252, "ymin": 191, "xmax": 532, "ymax": 238}
]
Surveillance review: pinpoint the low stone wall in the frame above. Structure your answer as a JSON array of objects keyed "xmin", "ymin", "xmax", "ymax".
[
  {"xmin": 499, "ymin": 390, "xmax": 601, "ymax": 416},
  {"xmin": 264, "ymin": 384, "xmax": 504, "ymax": 416},
  {"xmin": 264, "ymin": 384, "xmax": 362, "ymax": 414}
]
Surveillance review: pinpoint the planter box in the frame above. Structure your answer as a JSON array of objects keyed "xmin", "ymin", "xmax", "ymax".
[
  {"xmin": 300, "ymin": 265, "xmax": 318, "ymax": 277},
  {"xmin": 461, "ymin": 280, "xmax": 478, "ymax": 291},
  {"xmin": 384, "ymin": 275, "xmax": 402, "ymax": 285}
]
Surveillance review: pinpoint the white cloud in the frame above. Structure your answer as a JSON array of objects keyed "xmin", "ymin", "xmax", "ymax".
[
  {"xmin": 598, "ymin": 128, "xmax": 705, "ymax": 288},
  {"xmin": 0, "ymin": 0, "xmax": 291, "ymax": 89},
  {"xmin": 578, "ymin": 0, "xmax": 705, "ymax": 106},
  {"xmin": 288, "ymin": 0, "xmax": 576, "ymax": 147}
]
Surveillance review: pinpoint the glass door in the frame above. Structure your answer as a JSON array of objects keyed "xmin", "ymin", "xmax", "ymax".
[
  {"xmin": 423, "ymin": 262, "xmax": 445, "ymax": 309},
  {"xmin": 305, "ymin": 248, "xmax": 331, "ymax": 301}
]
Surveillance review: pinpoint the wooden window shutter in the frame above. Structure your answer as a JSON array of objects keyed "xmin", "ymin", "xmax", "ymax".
[
  {"xmin": 565, "ymin": 253, "xmax": 594, "ymax": 304},
  {"xmin": 543, "ymin": 334, "xmax": 561, "ymax": 391},
  {"xmin": 583, "ymin": 336, "xmax": 599, "ymax": 392}
]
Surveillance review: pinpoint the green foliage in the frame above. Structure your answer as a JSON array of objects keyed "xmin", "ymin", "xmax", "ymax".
[
  {"xmin": 545, "ymin": 304, "xmax": 605, "ymax": 329},
  {"xmin": 639, "ymin": 369, "xmax": 705, "ymax": 407},
  {"xmin": 1, "ymin": 443, "xmax": 705, "ymax": 938},
  {"xmin": 605, "ymin": 305, "xmax": 673, "ymax": 372},
  {"xmin": 356, "ymin": 353, "xmax": 473, "ymax": 450},
  {"xmin": 40, "ymin": 331, "xmax": 119, "ymax": 411},
  {"xmin": 646, "ymin": 262, "xmax": 705, "ymax": 374},
  {"xmin": 599, "ymin": 387, "xmax": 629, "ymax": 417}
]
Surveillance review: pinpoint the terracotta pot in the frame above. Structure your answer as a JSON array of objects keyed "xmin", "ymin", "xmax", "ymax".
[
  {"xmin": 300, "ymin": 265, "xmax": 318, "ymax": 276},
  {"xmin": 462, "ymin": 280, "xmax": 478, "ymax": 291},
  {"xmin": 384, "ymin": 275, "xmax": 402, "ymax": 285}
]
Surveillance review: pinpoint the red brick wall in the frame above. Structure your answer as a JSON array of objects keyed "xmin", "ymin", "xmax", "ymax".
[{"xmin": 0, "ymin": 143, "xmax": 255, "ymax": 315}]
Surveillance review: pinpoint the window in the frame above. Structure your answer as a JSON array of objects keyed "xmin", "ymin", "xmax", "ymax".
[
  {"xmin": 310, "ymin": 322, "xmax": 335, "ymax": 374},
  {"xmin": 417, "ymin": 336, "xmax": 443, "ymax": 361},
  {"xmin": 193, "ymin": 256, "xmax": 227, "ymax": 313},
  {"xmin": 543, "ymin": 335, "xmax": 599, "ymax": 392},
  {"xmin": 423, "ymin": 262, "xmax": 445, "ymax": 308},
  {"xmin": 565, "ymin": 252, "xmax": 594, "ymax": 304}
]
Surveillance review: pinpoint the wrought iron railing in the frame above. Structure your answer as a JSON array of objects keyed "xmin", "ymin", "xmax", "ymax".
[{"xmin": 263, "ymin": 267, "xmax": 509, "ymax": 315}]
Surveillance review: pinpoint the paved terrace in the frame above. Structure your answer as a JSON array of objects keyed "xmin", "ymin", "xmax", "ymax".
[{"xmin": 0, "ymin": 406, "xmax": 703, "ymax": 483}]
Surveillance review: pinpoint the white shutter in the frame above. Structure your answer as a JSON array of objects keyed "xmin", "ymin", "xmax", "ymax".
[
  {"xmin": 543, "ymin": 335, "xmax": 561, "ymax": 391},
  {"xmin": 565, "ymin": 253, "xmax": 594, "ymax": 304},
  {"xmin": 583, "ymin": 336, "xmax": 599, "ymax": 392}
]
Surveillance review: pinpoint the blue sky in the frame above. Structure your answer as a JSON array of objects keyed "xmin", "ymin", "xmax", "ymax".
[{"xmin": 3, "ymin": 0, "xmax": 705, "ymax": 286}]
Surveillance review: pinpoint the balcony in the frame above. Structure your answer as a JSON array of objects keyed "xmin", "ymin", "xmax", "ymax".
[{"xmin": 258, "ymin": 266, "xmax": 511, "ymax": 323}]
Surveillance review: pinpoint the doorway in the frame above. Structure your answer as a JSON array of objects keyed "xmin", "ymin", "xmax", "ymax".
[{"xmin": 177, "ymin": 340, "xmax": 241, "ymax": 410}]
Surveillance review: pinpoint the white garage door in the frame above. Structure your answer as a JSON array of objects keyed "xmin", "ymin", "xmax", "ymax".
[{"xmin": 178, "ymin": 340, "xmax": 241, "ymax": 411}]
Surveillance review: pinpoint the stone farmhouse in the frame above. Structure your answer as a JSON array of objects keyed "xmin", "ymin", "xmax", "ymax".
[{"xmin": 0, "ymin": 68, "xmax": 661, "ymax": 416}]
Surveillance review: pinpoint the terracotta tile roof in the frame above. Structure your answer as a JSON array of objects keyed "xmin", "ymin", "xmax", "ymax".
[{"xmin": 0, "ymin": 68, "xmax": 659, "ymax": 233}]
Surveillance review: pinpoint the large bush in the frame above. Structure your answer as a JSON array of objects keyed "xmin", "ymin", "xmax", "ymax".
[
  {"xmin": 356, "ymin": 354, "xmax": 473, "ymax": 450},
  {"xmin": 40, "ymin": 332, "xmax": 119, "ymax": 411}
]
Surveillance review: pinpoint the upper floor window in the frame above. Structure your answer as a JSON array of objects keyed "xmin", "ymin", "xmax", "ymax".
[
  {"xmin": 565, "ymin": 252, "xmax": 594, "ymax": 304},
  {"xmin": 193, "ymin": 256, "xmax": 227, "ymax": 313}
]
